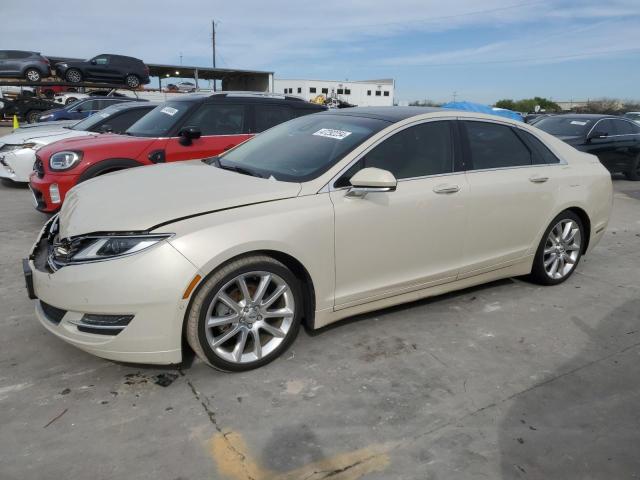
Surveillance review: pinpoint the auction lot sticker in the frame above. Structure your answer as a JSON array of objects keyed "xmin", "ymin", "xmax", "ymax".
[
  {"xmin": 161, "ymin": 106, "xmax": 179, "ymax": 116},
  {"xmin": 313, "ymin": 128, "xmax": 352, "ymax": 140}
]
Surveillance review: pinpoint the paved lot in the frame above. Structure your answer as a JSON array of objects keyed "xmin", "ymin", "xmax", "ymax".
[{"xmin": 1, "ymin": 125, "xmax": 639, "ymax": 479}]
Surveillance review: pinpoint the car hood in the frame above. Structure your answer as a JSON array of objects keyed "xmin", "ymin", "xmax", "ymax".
[
  {"xmin": 0, "ymin": 127, "xmax": 93, "ymax": 145},
  {"xmin": 58, "ymin": 160, "xmax": 302, "ymax": 239}
]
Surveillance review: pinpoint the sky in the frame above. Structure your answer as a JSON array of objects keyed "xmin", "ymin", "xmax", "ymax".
[{"xmin": 1, "ymin": 0, "xmax": 639, "ymax": 104}]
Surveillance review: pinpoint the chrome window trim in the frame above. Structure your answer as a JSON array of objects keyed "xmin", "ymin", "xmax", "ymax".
[
  {"xmin": 325, "ymin": 117, "xmax": 458, "ymax": 192},
  {"xmin": 586, "ymin": 118, "xmax": 640, "ymax": 139}
]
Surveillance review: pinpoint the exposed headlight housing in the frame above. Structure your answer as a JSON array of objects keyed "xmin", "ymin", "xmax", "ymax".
[
  {"xmin": 22, "ymin": 142, "xmax": 44, "ymax": 151},
  {"xmin": 49, "ymin": 233, "xmax": 172, "ymax": 269},
  {"xmin": 49, "ymin": 151, "xmax": 82, "ymax": 170},
  {"xmin": 0, "ymin": 144, "xmax": 22, "ymax": 152}
]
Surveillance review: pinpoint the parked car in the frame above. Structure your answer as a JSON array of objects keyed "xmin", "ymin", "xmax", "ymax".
[
  {"xmin": 0, "ymin": 50, "xmax": 51, "ymax": 82},
  {"xmin": 54, "ymin": 89, "xmax": 132, "ymax": 106},
  {"xmin": 177, "ymin": 81, "xmax": 196, "ymax": 92},
  {"xmin": 0, "ymin": 95, "xmax": 59, "ymax": 124},
  {"xmin": 0, "ymin": 102, "xmax": 155, "ymax": 183},
  {"xmin": 29, "ymin": 93, "xmax": 326, "ymax": 212},
  {"xmin": 624, "ymin": 112, "xmax": 640, "ymax": 125},
  {"xmin": 24, "ymin": 108, "xmax": 612, "ymax": 370},
  {"xmin": 54, "ymin": 54, "xmax": 150, "ymax": 88},
  {"xmin": 40, "ymin": 85, "xmax": 77, "ymax": 99},
  {"xmin": 37, "ymin": 96, "xmax": 141, "ymax": 122},
  {"xmin": 535, "ymin": 114, "xmax": 640, "ymax": 180}
]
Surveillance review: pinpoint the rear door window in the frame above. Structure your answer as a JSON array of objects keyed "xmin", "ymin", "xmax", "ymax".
[
  {"xmin": 463, "ymin": 121, "xmax": 532, "ymax": 170},
  {"xmin": 254, "ymin": 105, "xmax": 293, "ymax": 133},
  {"xmin": 186, "ymin": 103, "xmax": 247, "ymax": 135}
]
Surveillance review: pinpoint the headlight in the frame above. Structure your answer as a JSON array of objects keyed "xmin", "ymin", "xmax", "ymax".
[
  {"xmin": 22, "ymin": 142, "xmax": 44, "ymax": 151},
  {"xmin": 39, "ymin": 114, "xmax": 53, "ymax": 120},
  {"xmin": 50, "ymin": 151, "xmax": 82, "ymax": 170},
  {"xmin": 50, "ymin": 233, "xmax": 172, "ymax": 267}
]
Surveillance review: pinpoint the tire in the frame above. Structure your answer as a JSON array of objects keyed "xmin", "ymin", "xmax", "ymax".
[
  {"xmin": 24, "ymin": 68, "xmax": 41, "ymax": 82},
  {"xmin": 624, "ymin": 155, "xmax": 640, "ymax": 181},
  {"xmin": 529, "ymin": 211, "xmax": 584, "ymax": 286},
  {"xmin": 186, "ymin": 255, "xmax": 303, "ymax": 372},
  {"xmin": 26, "ymin": 110, "xmax": 41, "ymax": 124},
  {"xmin": 125, "ymin": 74, "xmax": 140, "ymax": 88},
  {"xmin": 65, "ymin": 69, "xmax": 82, "ymax": 83},
  {"xmin": 65, "ymin": 97, "xmax": 77, "ymax": 105}
]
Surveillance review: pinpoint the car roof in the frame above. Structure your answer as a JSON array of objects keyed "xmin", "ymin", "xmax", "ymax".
[
  {"xmin": 165, "ymin": 92, "xmax": 325, "ymax": 108},
  {"xmin": 105, "ymin": 101, "xmax": 158, "ymax": 111},
  {"xmin": 317, "ymin": 106, "xmax": 445, "ymax": 123},
  {"xmin": 551, "ymin": 113, "xmax": 619, "ymax": 120}
]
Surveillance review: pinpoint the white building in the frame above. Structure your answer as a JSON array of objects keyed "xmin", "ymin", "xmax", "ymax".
[{"xmin": 273, "ymin": 78, "xmax": 395, "ymax": 106}]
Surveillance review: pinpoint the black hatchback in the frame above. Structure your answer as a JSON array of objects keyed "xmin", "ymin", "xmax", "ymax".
[
  {"xmin": 54, "ymin": 54, "xmax": 150, "ymax": 88},
  {"xmin": 535, "ymin": 114, "xmax": 640, "ymax": 180}
]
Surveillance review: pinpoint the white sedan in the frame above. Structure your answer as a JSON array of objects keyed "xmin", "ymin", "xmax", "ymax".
[
  {"xmin": 25, "ymin": 108, "xmax": 612, "ymax": 371},
  {"xmin": 0, "ymin": 102, "xmax": 153, "ymax": 183}
]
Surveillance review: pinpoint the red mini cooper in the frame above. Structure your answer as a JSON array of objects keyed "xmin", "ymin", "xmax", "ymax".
[{"xmin": 29, "ymin": 93, "xmax": 326, "ymax": 212}]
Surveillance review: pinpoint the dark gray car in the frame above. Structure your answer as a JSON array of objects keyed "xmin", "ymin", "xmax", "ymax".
[{"xmin": 0, "ymin": 50, "xmax": 51, "ymax": 82}]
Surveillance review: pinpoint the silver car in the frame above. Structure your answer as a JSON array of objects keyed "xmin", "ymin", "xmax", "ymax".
[{"xmin": 0, "ymin": 50, "xmax": 51, "ymax": 82}]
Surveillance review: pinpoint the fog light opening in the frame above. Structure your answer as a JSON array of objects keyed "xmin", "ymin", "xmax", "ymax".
[{"xmin": 49, "ymin": 184, "xmax": 61, "ymax": 204}]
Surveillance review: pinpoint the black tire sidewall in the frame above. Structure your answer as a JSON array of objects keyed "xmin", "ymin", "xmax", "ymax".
[
  {"xmin": 195, "ymin": 259, "xmax": 303, "ymax": 372},
  {"xmin": 26, "ymin": 110, "xmax": 40, "ymax": 123},
  {"xmin": 531, "ymin": 210, "xmax": 584, "ymax": 285}
]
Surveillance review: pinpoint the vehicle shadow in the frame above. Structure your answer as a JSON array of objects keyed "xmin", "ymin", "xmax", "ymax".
[
  {"xmin": 498, "ymin": 298, "xmax": 640, "ymax": 479},
  {"xmin": 0, "ymin": 178, "xmax": 28, "ymax": 189}
]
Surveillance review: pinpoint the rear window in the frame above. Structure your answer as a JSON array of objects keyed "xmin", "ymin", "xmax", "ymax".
[{"xmin": 535, "ymin": 117, "xmax": 594, "ymax": 137}]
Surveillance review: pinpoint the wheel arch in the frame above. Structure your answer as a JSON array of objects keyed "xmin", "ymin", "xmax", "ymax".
[
  {"xmin": 565, "ymin": 206, "xmax": 591, "ymax": 254},
  {"xmin": 180, "ymin": 249, "xmax": 317, "ymax": 356},
  {"xmin": 77, "ymin": 158, "xmax": 144, "ymax": 183}
]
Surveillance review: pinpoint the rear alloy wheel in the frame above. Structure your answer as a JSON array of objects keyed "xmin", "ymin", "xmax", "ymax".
[
  {"xmin": 530, "ymin": 211, "xmax": 584, "ymax": 285},
  {"xmin": 65, "ymin": 69, "xmax": 82, "ymax": 83},
  {"xmin": 125, "ymin": 74, "xmax": 140, "ymax": 88},
  {"xmin": 624, "ymin": 154, "xmax": 640, "ymax": 181},
  {"xmin": 186, "ymin": 256, "xmax": 303, "ymax": 371},
  {"xmin": 24, "ymin": 68, "xmax": 41, "ymax": 82}
]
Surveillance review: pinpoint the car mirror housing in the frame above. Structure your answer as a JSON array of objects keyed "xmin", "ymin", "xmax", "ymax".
[
  {"xmin": 178, "ymin": 126, "xmax": 202, "ymax": 146},
  {"xmin": 99, "ymin": 124, "xmax": 113, "ymax": 133},
  {"xmin": 346, "ymin": 167, "xmax": 397, "ymax": 198},
  {"xmin": 90, "ymin": 59, "xmax": 97, "ymax": 65}
]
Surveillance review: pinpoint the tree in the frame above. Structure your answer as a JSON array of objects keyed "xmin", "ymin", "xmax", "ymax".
[{"xmin": 495, "ymin": 99, "xmax": 516, "ymax": 110}]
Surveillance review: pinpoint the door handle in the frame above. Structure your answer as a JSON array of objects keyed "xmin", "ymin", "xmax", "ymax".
[
  {"xmin": 433, "ymin": 184, "xmax": 460, "ymax": 194},
  {"xmin": 529, "ymin": 175, "xmax": 549, "ymax": 183}
]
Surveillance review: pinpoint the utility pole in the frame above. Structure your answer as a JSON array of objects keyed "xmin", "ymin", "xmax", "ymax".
[
  {"xmin": 452, "ymin": 91, "xmax": 458, "ymax": 102},
  {"xmin": 212, "ymin": 19, "xmax": 216, "ymax": 91},
  {"xmin": 179, "ymin": 52, "xmax": 183, "ymax": 65}
]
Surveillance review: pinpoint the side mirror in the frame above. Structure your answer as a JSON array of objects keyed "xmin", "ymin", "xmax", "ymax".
[
  {"xmin": 99, "ymin": 124, "xmax": 113, "ymax": 133},
  {"xmin": 178, "ymin": 126, "xmax": 201, "ymax": 146},
  {"xmin": 90, "ymin": 59, "xmax": 97, "ymax": 65},
  {"xmin": 346, "ymin": 167, "xmax": 397, "ymax": 198},
  {"xmin": 587, "ymin": 130, "xmax": 607, "ymax": 141}
]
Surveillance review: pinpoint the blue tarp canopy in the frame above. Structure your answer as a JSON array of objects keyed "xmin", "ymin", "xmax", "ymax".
[{"xmin": 441, "ymin": 101, "xmax": 523, "ymax": 122}]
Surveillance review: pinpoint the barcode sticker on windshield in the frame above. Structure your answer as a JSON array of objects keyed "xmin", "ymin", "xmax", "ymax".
[
  {"xmin": 313, "ymin": 128, "xmax": 352, "ymax": 140},
  {"xmin": 570, "ymin": 120, "xmax": 587, "ymax": 125},
  {"xmin": 160, "ymin": 106, "xmax": 178, "ymax": 116}
]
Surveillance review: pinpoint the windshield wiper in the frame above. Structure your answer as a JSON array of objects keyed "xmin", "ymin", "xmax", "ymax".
[{"xmin": 205, "ymin": 157, "xmax": 263, "ymax": 178}]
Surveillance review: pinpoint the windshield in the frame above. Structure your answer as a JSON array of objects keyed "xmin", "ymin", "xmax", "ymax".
[
  {"xmin": 125, "ymin": 102, "xmax": 192, "ymax": 137},
  {"xmin": 216, "ymin": 114, "xmax": 389, "ymax": 182},
  {"xmin": 624, "ymin": 113, "xmax": 640, "ymax": 120},
  {"xmin": 535, "ymin": 117, "xmax": 594, "ymax": 136},
  {"xmin": 71, "ymin": 105, "xmax": 119, "ymax": 131}
]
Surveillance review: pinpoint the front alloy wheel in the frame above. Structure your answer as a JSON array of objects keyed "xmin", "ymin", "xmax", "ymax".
[
  {"xmin": 530, "ymin": 211, "xmax": 584, "ymax": 285},
  {"xmin": 186, "ymin": 256, "xmax": 302, "ymax": 371}
]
